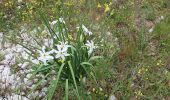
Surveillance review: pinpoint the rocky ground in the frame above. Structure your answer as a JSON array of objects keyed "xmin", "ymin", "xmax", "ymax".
[{"xmin": 0, "ymin": 32, "xmax": 30, "ymax": 99}]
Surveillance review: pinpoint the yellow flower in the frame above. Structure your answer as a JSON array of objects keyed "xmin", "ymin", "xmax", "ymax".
[
  {"xmin": 58, "ymin": 59, "xmax": 64, "ymax": 63},
  {"xmin": 105, "ymin": 94, "xmax": 108, "ymax": 97},
  {"xmin": 68, "ymin": 35, "xmax": 73, "ymax": 40},
  {"xmin": 99, "ymin": 87, "xmax": 103, "ymax": 91},
  {"xmin": 145, "ymin": 68, "xmax": 148, "ymax": 71},
  {"xmin": 92, "ymin": 88, "xmax": 95, "ymax": 92},
  {"xmin": 109, "ymin": 2, "xmax": 112, "ymax": 6},
  {"xmin": 97, "ymin": 3, "xmax": 102, "ymax": 8},
  {"xmin": 157, "ymin": 60, "xmax": 162, "ymax": 66},
  {"xmin": 135, "ymin": 90, "xmax": 143, "ymax": 96},
  {"xmin": 104, "ymin": 4, "xmax": 110, "ymax": 12},
  {"xmin": 157, "ymin": 62, "xmax": 160, "ymax": 66},
  {"xmin": 138, "ymin": 69, "xmax": 142, "ymax": 74}
]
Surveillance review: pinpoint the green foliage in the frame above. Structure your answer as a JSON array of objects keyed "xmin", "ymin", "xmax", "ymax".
[
  {"xmin": 1, "ymin": 0, "xmax": 170, "ymax": 99},
  {"xmin": 20, "ymin": 14, "xmax": 100, "ymax": 99}
]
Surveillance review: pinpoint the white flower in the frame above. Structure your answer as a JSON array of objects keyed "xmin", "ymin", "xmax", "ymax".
[
  {"xmin": 44, "ymin": 39, "xmax": 53, "ymax": 47},
  {"xmin": 51, "ymin": 20, "xmax": 58, "ymax": 25},
  {"xmin": 31, "ymin": 57, "xmax": 39, "ymax": 65},
  {"xmin": 18, "ymin": 0, "xmax": 22, "ymax": 3},
  {"xmin": 54, "ymin": 41, "xmax": 70, "ymax": 60},
  {"xmin": 38, "ymin": 46, "xmax": 54, "ymax": 65},
  {"xmin": 50, "ymin": 18, "xmax": 65, "ymax": 25},
  {"xmin": 57, "ymin": 41, "xmax": 70, "ymax": 50},
  {"xmin": 82, "ymin": 25, "xmax": 93, "ymax": 36},
  {"xmin": 161, "ymin": 16, "xmax": 164, "ymax": 20},
  {"xmin": 59, "ymin": 18, "xmax": 65, "ymax": 24},
  {"xmin": 85, "ymin": 40, "xmax": 97, "ymax": 55},
  {"xmin": 149, "ymin": 28, "xmax": 153, "ymax": 33}
]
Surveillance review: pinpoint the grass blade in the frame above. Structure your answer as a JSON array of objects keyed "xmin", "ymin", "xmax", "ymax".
[
  {"xmin": 65, "ymin": 79, "xmax": 68, "ymax": 100},
  {"xmin": 68, "ymin": 61, "xmax": 80, "ymax": 100},
  {"xmin": 47, "ymin": 63, "xmax": 65, "ymax": 100}
]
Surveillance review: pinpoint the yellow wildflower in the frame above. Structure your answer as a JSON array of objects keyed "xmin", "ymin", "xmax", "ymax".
[
  {"xmin": 105, "ymin": 94, "xmax": 108, "ymax": 97},
  {"xmin": 58, "ymin": 59, "xmax": 64, "ymax": 63},
  {"xmin": 68, "ymin": 35, "xmax": 73, "ymax": 40},
  {"xmin": 92, "ymin": 88, "xmax": 95, "ymax": 92},
  {"xmin": 109, "ymin": 2, "xmax": 112, "ymax": 6},
  {"xmin": 135, "ymin": 90, "xmax": 143, "ymax": 96},
  {"xmin": 97, "ymin": 3, "xmax": 102, "ymax": 8},
  {"xmin": 104, "ymin": 4, "xmax": 110, "ymax": 12},
  {"xmin": 138, "ymin": 69, "xmax": 142, "ymax": 74}
]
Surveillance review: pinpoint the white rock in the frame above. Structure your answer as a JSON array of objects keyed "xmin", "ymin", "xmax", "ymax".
[
  {"xmin": 5, "ymin": 53, "xmax": 13, "ymax": 61},
  {"xmin": 22, "ymin": 52, "xmax": 29, "ymax": 59},
  {"xmin": 0, "ymin": 65, "xmax": 4, "ymax": 70},
  {"xmin": 2, "ymin": 67, "xmax": 10, "ymax": 77},
  {"xmin": 39, "ymin": 91, "xmax": 46, "ymax": 97},
  {"xmin": 82, "ymin": 77, "xmax": 86, "ymax": 84},
  {"xmin": 42, "ymin": 87, "xmax": 48, "ymax": 92},
  {"xmin": 109, "ymin": 94, "xmax": 117, "ymax": 100},
  {"xmin": 160, "ymin": 16, "xmax": 164, "ymax": 20},
  {"xmin": 26, "ymin": 80, "xmax": 33, "ymax": 86},
  {"xmin": 31, "ymin": 58, "xmax": 39, "ymax": 64},
  {"xmin": 1, "ymin": 84, "xmax": 6, "ymax": 89},
  {"xmin": 21, "ymin": 62, "xmax": 29, "ymax": 69},
  {"xmin": 18, "ymin": 0, "xmax": 23, "ymax": 3},
  {"xmin": 16, "ymin": 77, "xmax": 21, "ymax": 82},
  {"xmin": 149, "ymin": 28, "xmax": 153, "ymax": 33},
  {"xmin": 41, "ymin": 80, "xmax": 47, "ymax": 86},
  {"xmin": 32, "ymin": 78, "xmax": 38, "ymax": 83},
  {"xmin": 18, "ymin": 63, "xmax": 22, "ymax": 66},
  {"xmin": 26, "ymin": 73, "xmax": 32, "ymax": 79},
  {"xmin": 50, "ymin": 70, "xmax": 56, "ymax": 74},
  {"xmin": 34, "ymin": 91, "xmax": 39, "ymax": 97},
  {"xmin": 15, "ymin": 44, "xmax": 24, "ymax": 52},
  {"xmin": 4, "ymin": 42, "xmax": 12, "ymax": 48},
  {"xmin": 11, "ymin": 85, "xmax": 16, "ymax": 90},
  {"xmin": 24, "ymin": 78, "xmax": 28, "ymax": 83}
]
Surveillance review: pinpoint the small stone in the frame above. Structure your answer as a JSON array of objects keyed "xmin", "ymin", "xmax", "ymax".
[
  {"xmin": 26, "ymin": 80, "xmax": 33, "ymax": 87},
  {"xmin": 11, "ymin": 85, "xmax": 16, "ymax": 90},
  {"xmin": 21, "ymin": 62, "xmax": 29, "ymax": 69},
  {"xmin": 109, "ymin": 94, "xmax": 117, "ymax": 100},
  {"xmin": 32, "ymin": 78, "xmax": 38, "ymax": 83},
  {"xmin": 42, "ymin": 87, "xmax": 48, "ymax": 92},
  {"xmin": 16, "ymin": 77, "xmax": 21, "ymax": 82},
  {"xmin": 28, "ymin": 93, "xmax": 34, "ymax": 99},
  {"xmin": 26, "ymin": 74, "xmax": 32, "ymax": 79},
  {"xmin": 0, "ymin": 65, "xmax": 4, "ymax": 70},
  {"xmin": 34, "ymin": 91, "xmax": 39, "ymax": 97},
  {"xmin": 39, "ymin": 91, "xmax": 46, "ymax": 97},
  {"xmin": 41, "ymin": 80, "xmax": 47, "ymax": 86},
  {"xmin": 82, "ymin": 77, "xmax": 86, "ymax": 84},
  {"xmin": 149, "ymin": 28, "xmax": 153, "ymax": 33},
  {"xmin": 24, "ymin": 78, "xmax": 28, "ymax": 83},
  {"xmin": 50, "ymin": 70, "xmax": 56, "ymax": 74}
]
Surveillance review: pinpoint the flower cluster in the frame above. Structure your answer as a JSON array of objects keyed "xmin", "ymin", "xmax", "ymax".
[
  {"xmin": 25, "ymin": 18, "xmax": 98, "ymax": 66},
  {"xmin": 85, "ymin": 40, "xmax": 98, "ymax": 55},
  {"xmin": 19, "ymin": 17, "xmax": 99, "ymax": 99},
  {"xmin": 82, "ymin": 25, "xmax": 93, "ymax": 36},
  {"xmin": 34, "ymin": 41, "xmax": 71, "ymax": 65}
]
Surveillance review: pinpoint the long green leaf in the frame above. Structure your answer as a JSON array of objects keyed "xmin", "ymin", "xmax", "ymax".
[
  {"xmin": 80, "ymin": 62, "xmax": 93, "ymax": 67},
  {"xmin": 65, "ymin": 79, "xmax": 68, "ymax": 100},
  {"xmin": 68, "ymin": 61, "xmax": 80, "ymax": 100},
  {"xmin": 89, "ymin": 56, "xmax": 103, "ymax": 61},
  {"xmin": 47, "ymin": 63, "xmax": 65, "ymax": 100},
  {"xmin": 34, "ymin": 64, "xmax": 54, "ymax": 74},
  {"xmin": 81, "ymin": 62, "xmax": 97, "ymax": 84}
]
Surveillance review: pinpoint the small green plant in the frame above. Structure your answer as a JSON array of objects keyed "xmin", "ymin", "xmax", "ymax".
[
  {"xmin": 21, "ymin": 14, "xmax": 100, "ymax": 99},
  {"xmin": 0, "ymin": 52, "xmax": 5, "ymax": 61}
]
